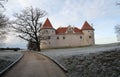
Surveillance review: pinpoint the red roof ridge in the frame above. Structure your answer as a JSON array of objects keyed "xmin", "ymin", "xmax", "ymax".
[
  {"xmin": 56, "ymin": 27, "xmax": 67, "ymax": 34},
  {"xmin": 56, "ymin": 26, "xmax": 83, "ymax": 34},
  {"xmin": 73, "ymin": 27, "xmax": 83, "ymax": 34},
  {"xmin": 81, "ymin": 21, "xmax": 94, "ymax": 30},
  {"xmin": 42, "ymin": 18, "xmax": 54, "ymax": 29}
]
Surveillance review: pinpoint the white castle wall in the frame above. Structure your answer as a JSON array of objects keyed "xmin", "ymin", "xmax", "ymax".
[
  {"xmin": 52, "ymin": 34, "xmax": 84, "ymax": 48},
  {"xmin": 82, "ymin": 30, "xmax": 95, "ymax": 46},
  {"xmin": 40, "ymin": 28, "xmax": 95, "ymax": 49}
]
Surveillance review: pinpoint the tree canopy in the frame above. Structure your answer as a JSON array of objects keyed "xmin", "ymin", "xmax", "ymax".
[{"xmin": 12, "ymin": 7, "xmax": 47, "ymax": 51}]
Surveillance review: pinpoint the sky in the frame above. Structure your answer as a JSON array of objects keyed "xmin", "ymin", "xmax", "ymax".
[{"xmin": 2, "ymin": 0, "xmax": 120, "ymax": 48}]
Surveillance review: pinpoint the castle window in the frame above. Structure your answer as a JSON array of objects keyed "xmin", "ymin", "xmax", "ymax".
[
  {"xmin": 48, "ymin": 36, "xmax": 51, "ymax": 39},
  {"xmin": 46, "ymin": 30, "xmax": 48, "ymax": 33},
  {"xmin": 63, "ymin": 36, "xmax": 65, "ymax": 39},
  {"xmin": 89, "ymin": 36, "xmax": 91, "ymax": 38},
  {"xmin": 57, "ymin": 37, "xmax": 59, "ymax": 40},
  {"xmin": 80, "ymin": 36, "xmax": 82, "ymax": 39}
]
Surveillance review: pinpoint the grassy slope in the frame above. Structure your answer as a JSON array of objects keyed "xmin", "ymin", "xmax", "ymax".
[{"xmin": 60, "ymin": 48, "xmax": 120, "ymax": 77}]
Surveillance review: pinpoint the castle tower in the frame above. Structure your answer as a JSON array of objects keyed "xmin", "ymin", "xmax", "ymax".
[
  {"xmin": 41, "ymin": 18, "xmax": 56, "ymax": 36},
  {"xmin": 40, "ymin": 18, "xmax": 56, "ymax": 49},
  {"xmin": 81, "ymin": 21, "xmax": 95, "ymax": 45}
]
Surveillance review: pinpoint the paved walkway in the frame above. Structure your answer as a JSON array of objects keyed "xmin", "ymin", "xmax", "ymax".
[{"xmin": 1, "ymin": 51, "xmax": 67, "ymax": 77}]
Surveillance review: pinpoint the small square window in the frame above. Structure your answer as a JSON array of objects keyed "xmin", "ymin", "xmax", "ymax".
[
  {"xmin": 57, "ymin": 37, "xmax": 59, "ymax": 40},
  {"xmin": 46, "ymin": 30, "xmax": 48, "ymax": 33},
  {"xmin": 89, "ymin": 36, "xmax": 91, "ymax": 38},
  {"xmin": 48, "ymin": 36, "xmax": 51, "ymax": 39},
  {"xmin": 80, "ymin": 36, "xmax": 82, "ymax": 39},
  {"xmin": 63, "ymin": 36, "xmax": 65, "ymax": 39}
]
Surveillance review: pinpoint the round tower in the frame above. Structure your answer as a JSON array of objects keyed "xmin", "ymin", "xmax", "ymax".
[
  {"xmin": 40, "ymin": 18, "xmax": 56, "ymax": 49},
  {"xmin": 81, "ymin": 21, "xmax": 95, "ymax": 46}
]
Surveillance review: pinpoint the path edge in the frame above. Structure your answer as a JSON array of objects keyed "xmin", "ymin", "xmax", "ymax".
[
  {"xmin": 0, "ymin": 52, "xmax": 24, "ymax": 76},
  {"xmin": 39, "ymin": 52, "xmax": 68, "ymax": 73}
]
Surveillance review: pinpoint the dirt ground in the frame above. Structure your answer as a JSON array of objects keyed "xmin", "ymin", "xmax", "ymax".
[{"xmin": 1, "ymin": 51, "xmax": 67, "ymax": 77}]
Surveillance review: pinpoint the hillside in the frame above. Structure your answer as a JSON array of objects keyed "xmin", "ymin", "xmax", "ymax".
[{"xmin": 42, "ymin": 43, "xmax": 120, "ymax": 77}]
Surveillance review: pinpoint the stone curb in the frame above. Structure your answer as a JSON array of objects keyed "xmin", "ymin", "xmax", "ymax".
[
  {"xmin": 39, "ymin": 52, "xmax": 68, "ymax": 73},
  {"xmin": 0, "ymin": 52, "xmax": 24, "ymax": 76}
]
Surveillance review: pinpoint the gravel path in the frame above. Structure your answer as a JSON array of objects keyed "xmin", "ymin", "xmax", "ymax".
[{"xmin": 1, "ymin": 51, "xmax": 67, "ymax": 77}]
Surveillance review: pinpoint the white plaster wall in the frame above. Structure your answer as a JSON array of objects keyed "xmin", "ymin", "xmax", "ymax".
[
  {"xmin": 82, "ymin": 30, "xmax": 95, "ymax": 46},
  {"xmin": 40, "ymin": 29, "xmax": 56, "ymax": 36},
  {"xmin": 50, "ymin": 34, "xmax": 84, "ymax": 48},
  {"xmin": 40, "ymin": 29, "xmax": 95, "ymax": 49}
]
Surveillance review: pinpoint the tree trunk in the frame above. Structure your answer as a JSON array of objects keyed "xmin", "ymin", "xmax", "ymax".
[
  {"xmin": 36, "ymin": 41, "xmax": 41, "ymax": 51},
  {"xmin": 35, "ymin": 33, "xmax": 41, "ymax": 51}
]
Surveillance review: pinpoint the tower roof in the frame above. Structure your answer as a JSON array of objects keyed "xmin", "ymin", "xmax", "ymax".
[
  {"xmin": 42, "ymin": 18, "xmax": 54, "ymax": 29},
  {"xmin": 81, "ymin": 21, "xmax": 94, "ymax": 30}
]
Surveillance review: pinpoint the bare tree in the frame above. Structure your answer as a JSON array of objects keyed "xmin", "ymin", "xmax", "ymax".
[
  {"xmin": 12, "ymin": 7, "xmax": 47, "ymax": 51},
  {"xmin": 0, "ymin": 0, "xmax": 8, "ymax": 46},
  {"xmin": 115, "ymin": 2, "xmax": 120, "ymax": 42},
  {"xmin": 116, "ymin": 1, "xmax": 120, "ymax": 5},
  {"xmin": 0, "ymin": 13, "xmax": 9, "ymax": 43},
  {"xmin": 0, "ymin": 0, "xmax": 8, "ymax": 11},
  {"xmin": 115, "ymin": 25, "xmax": 120, "ymax": 41}
]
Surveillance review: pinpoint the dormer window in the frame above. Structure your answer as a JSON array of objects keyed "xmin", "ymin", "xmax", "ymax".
[{"xmin": 67, "ymin": 25, "xmax": 73, "ymax": 34}]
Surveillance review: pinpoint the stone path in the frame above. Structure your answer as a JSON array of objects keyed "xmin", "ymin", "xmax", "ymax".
[{"xmin": 1, "ymin": 51, "xmax": 67, "ymax": 77}]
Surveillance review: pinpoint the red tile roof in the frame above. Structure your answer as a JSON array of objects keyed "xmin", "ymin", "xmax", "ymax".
[
  {"xmin": 81, "ymin": 21, "xmax": 94, "ymax": 30},
  {"xmin": 56, "ymin": 27, "xmax": 83, "ymax": 34},
  {"xmin": 42, "ymin": 18, "xmax": 53, "ymax": 29},
  {"xmin": 74, "ymin": 27, "xmax": 83, "ymax": 34},
  {"xmin": 56, "ymin": 27, "xmax": 67, "ymax": 34}
]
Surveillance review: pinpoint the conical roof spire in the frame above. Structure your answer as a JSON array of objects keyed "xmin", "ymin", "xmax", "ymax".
[
  {"xmin": 42, "ymin": 18, "xmax": 53, "ymax": 29},
  {"xmin": 81, "ymin": 21, "xmax": 94, "ymax": 30}
]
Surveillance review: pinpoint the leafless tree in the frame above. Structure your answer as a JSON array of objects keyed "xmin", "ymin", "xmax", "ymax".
[
  {"xmin": 116, "ymin": 1, "xmax": 120, "ymax": 5},
  {"xmin": 115, "ymin": 25, "xmax": 120, "ymax": 41},
  {"xmin": 0, "ymin": 13, "xmax": 9, "ymax": 43},
  {"xmin": 115, "ymin": 2, "xmax": 120, "ymax": 42},
  {"xmin": 0, "ymin": 0, "xmax": 8, "ymax": 46},
  {"xmin": 0, "ymin": 0, "xmax": 8, "ymax": 11},
  {"xmin": 12, "ymin": 7, "xmax": 47, "ymax": 51}
]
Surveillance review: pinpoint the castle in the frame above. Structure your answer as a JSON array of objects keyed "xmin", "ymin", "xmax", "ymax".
[{"xmin": 40, "ymin": 18, "xmax": 95, "ymax": 49}]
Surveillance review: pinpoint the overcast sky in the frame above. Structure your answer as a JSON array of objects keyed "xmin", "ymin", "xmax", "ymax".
[{"xmin": 2, "ymin": 0, "xmax": 120, "ymax": 48}]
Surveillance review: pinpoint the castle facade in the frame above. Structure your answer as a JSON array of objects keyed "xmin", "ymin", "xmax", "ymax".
[{"xmin": 40, "ymin": 18, "xmax": 95, "ymax": 49}]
